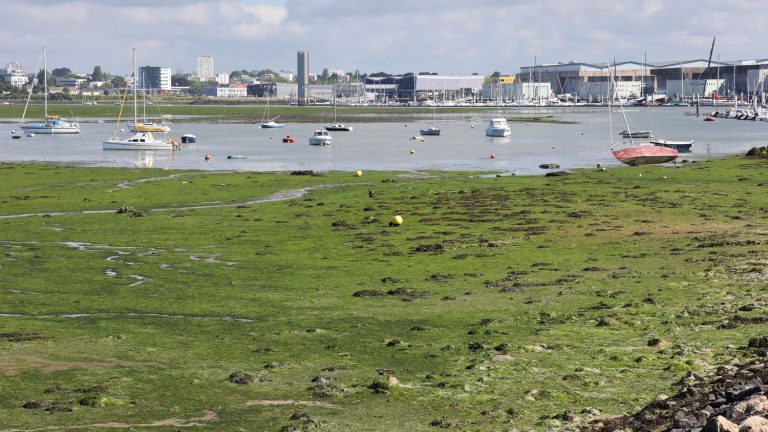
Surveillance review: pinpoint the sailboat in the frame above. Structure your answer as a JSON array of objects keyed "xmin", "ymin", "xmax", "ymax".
[
  {"xmin": 103, "ymin": 48, "xmax": 179, "ymax": 150},
  {"xmin": 420, "ymin": 105, "xmax": 440, "ymax": 136},
  {"xmin": 130, "ymin": 74, "xmax": 170, "ymax": 133},
  {"xmin": 20, "ymin": 46, "xmax": 80, "ymax": 134},
  {"xmin": 260, "ymin": 85, "xmax": 284, "ymax": 128},
  {"xmin": 325, "ymin": 97, "xmax": 353, "ymax": 131},
  {"xmin": 608, "ymin": 62, "xmax": 677, "ymax": 166}
]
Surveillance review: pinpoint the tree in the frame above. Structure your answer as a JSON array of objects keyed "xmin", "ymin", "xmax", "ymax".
[
  {"xmin": 172, "ymin": 73, "xmax": 191, "ymax": 87},
  {"xmin": 92, "ymin": 66, "xmax": 104, "ymax": 81},
  {"xmin": 490, "ymin": 71, "xmax": 501, "ymax": 78},
  {"xmin": 111, "ymin": 76, "xmax": 126, "ymax": 90},
  {"xmin": 320, "ymin": 68, "xmax": 330, "ymax": 82},
  {"xmin": 51, "ymin": 67, "xmax": 72, "ymax": 78}
]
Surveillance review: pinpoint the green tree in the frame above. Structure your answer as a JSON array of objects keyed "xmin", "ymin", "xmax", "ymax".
[
  {"xmin": 111, "ymin": 76, "xmax": 126, "ymax": 90},
  {"xmin": 490, "ymin": 71, "xmax": 501, "ymax": 78},
  {"xmin": 92, "ymin": 66, "xmax": 104, "ymax": 81},
  {"xmin": 320, "ymin": 68, "xmax": 330, "ymax": 82},
  {"xmin": 172, "ymin": 73, "xmax": 191, "ymax": 87},
  {"xmin": 51, "ymin": 67, "xmax": 72, "ymax": 78}
]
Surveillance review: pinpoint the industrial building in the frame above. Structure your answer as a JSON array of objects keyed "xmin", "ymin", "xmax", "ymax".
[{"xmin": 364, "ymin": 74, "xmax": 484, "ymax": 102}]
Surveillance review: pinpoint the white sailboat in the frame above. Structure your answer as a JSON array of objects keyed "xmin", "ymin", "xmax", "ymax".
[
  {"xmin": 20, "ymin": 46, "xmax": 80, "ymax": 134},
  {"xmin": 103, "ymin": 49, "xmax": 178, "ymax": 150},
  {"xmin": 260, "ymin": 86, "xmax": 284, "ymax": 128}
]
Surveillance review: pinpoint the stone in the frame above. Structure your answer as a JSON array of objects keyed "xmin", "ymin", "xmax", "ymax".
[
  {"xmin": 727, "ymin": 383, "xmax": 763, "ymax": 403},
  {"xmin": 491, "ymin": 354, "xmax": 514, "ymax": 362},
  {"xmin": 729, "ymin": 396, "xmax": 768, "ymax": 422},
  {"xmin": 702, "ymin": 416, "xmax": 739, "ymax": 432},
  {"xmin": 739, "ymin": 416, "xmax": 768, "ymax": 432}
]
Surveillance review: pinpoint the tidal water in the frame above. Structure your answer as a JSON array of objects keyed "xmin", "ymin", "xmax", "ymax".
[{"xmin": 2, "ymin": 107, "xmax": 765, "ymax": 175}]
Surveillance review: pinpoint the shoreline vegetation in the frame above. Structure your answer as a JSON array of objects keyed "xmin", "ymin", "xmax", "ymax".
[
  {"xmin": 1, "ymin": 103, "xmax": 576, "ymax": 124},
  {"xmin": 1, "ymin": 155, "xmax": 767, "ymax": 430}
]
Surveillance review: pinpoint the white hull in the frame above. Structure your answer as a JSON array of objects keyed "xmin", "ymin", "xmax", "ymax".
[
  {"xmin": 21, "ymin": 125, "xmax": 80, "ymax": 134},
  {"xmin": 309, "ymin": 136, "xmax": 332, "ymax": 146},
  {"xmin": 485, "ymin": 128, "xmax": 511, "ymax": 137},
  {"xmin": 103, "ymin": 139, "xmax": 174, "ymax": 150}
]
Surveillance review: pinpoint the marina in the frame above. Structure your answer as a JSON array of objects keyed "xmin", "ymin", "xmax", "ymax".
[{"xmin": 1, "ymin": 106, "xmax": 764, "ymax": 173}]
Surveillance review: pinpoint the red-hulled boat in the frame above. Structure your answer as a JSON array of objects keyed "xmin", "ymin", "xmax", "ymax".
[{"xmin": 611, "ymin": 143, "xmax": 678, "ymax": 166}]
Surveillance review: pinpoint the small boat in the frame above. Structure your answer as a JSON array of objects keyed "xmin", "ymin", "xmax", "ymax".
[
  {"xmin": 612, "ymin": 143, "xmax": 678, "ymax": 166},
  {"xmin": 620, "ymin": 129, "xmax": 652, "ymax": 138},
  {"xmin": 325, "ymin": 124, "xmax": 353, "ymax": 131},
  {"xmin": 104, "ymin": 131, "xmax": 178, "ymax": 150},
  {"xmin": 281, "ymin": 135, "xmax": 296, "ymax": 143},
  {"xmin": 20, "ymin": 47, "xmax": 80, "ymax": 135},
  {"xmin": 485, "ymin": 118, "xmax": 511, "ymax": 137},
  {"xmin": 420, "ymin": 126, "xmax": 441, "ymax": 136},
  {"xmin": 704, "ymin": 115, "xmax": 716, "ymax": 122},
  {"xmin": 651, "ymin": 139, "xmax": 693, "ymax": 152},
  {"xmin": 227, "ymin": 155, "xmax": 247, "ymax": 159},
  {"xmin": 309, "ymin": 129, "xmax": 332, "ymax": 146},
  {"xmin": 181, "ymin": 134, "xmax": 196, "ymax": 143},
  {"xmin": 260, "ymin": 120, "xmax": 284, "ymax": 129}
]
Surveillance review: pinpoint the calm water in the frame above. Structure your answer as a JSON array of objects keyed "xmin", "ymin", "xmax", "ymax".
[{"xmin": 2, "ymin": 107, "xmax": 765, "ymax": 174}]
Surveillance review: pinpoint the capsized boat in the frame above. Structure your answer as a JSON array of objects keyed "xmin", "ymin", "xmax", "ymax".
[
  {"xmin": 309, "ymin": 129, "xmax": 332, "ymax": 146},
  {"xmin": 611, "ymin": 143, "xmax": 678, "ymax": 166},
  {"xmin": 485, "ymin": 118, "xmax": 511, "ymax": 137},
  {"xmin": 651, "ymin": 139, "xmax": 693, "ymax": 152}
]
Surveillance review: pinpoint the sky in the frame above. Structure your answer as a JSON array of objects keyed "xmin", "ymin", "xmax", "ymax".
[{"xmin": 2, "ymin": 0, "xmax": 767, "ymax": 77}]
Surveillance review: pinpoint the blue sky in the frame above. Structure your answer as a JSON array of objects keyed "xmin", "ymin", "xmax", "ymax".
[{"xmin": 2, "ymin": 0, "xmax": 767, "ymax": 77}]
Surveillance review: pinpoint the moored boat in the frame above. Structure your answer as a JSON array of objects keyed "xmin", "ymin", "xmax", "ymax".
[
  {"xmin": 282, "ymin": 135, "xmax": 296, "ymax": 143},
  {"xmin": 309, "ymin": 129, "xmax": 332, "ymax": 146},
  {"xmin": 651, "ymin": 139, "xmax": 693, "ymax": 152},
  {"xmin": 485, "ymin": 118, "xmax": 511, "ymax": 137},
  {"xmin": 612, "ymin": 144, "xmax": 678, "ymax": 166},
  {"xmin": 20, "ymin": 46, "xmax": 80, "ymax": 135},
  {"xmin": 325, "ymin": 124, "xmax": 353, "ymax": 131},
  {"xmin": 420, "ymin": 126, "xmax": 441, "ymax": 136},
  {"xmin": 620, "ymin": 129, "xmax": 652, "ymax": 139}
]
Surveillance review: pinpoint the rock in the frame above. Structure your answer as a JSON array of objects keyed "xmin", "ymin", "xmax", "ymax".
[
  {"xmin": 729, "ymin": 395, "xmax": 768, "ymax": 422},
  {"xmin": 491, "ymin": 354, "xmax": 514, "ymax": 362},
  {"xmin": 702, "ymin": 416, "xmax": 739, "ymax": 432},
  {"xmin": 727, "ymin": 384, "xmax": 763, "ymax": 403},
  {"xmin": 387, "ymin": 376, "xmax": 401, "ymax": 388},
  {"xmin": 739, "ymin": 416, "xmax": 768, "ymax": 432}
]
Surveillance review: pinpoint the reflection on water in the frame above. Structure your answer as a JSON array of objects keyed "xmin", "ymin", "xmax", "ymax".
[{"xmin": 3, "ymin": 107, "xmax": 765, "ymax": 175}]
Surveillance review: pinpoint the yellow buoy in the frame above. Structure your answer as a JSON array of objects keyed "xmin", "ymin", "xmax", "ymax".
[
  {"xmin": 391, "ymin": 215, "xmax": 403, "ymax": 226},
  {"xmin": 410, "ymin": 149, "xmax": 415, "ymax": 154},
  {"xmin": 354, "ymin": 170, "xmax": 363, "ymax": 177}
]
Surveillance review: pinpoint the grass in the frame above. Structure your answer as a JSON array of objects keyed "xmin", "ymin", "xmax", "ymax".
[
  {"xmin": 0, "ymin": 103, "xmax": 575, "ymax": 124},
  {"xmin": 0, "ymin": 157, "xmax": 767, "ymax": 430}
]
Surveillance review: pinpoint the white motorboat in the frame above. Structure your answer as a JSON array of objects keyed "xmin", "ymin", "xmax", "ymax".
[
  {"xmin": 485, "ymin": 118, "xmax": 511, "ymax": 137},
  {"xmin": 325, "ymin": 123, "xmax": 353, "ymax": 131},
  {"xmin": 309, "ymin": 129, "xmax": 332, "ymax": 146}
]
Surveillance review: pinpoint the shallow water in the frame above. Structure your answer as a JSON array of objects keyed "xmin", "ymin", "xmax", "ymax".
[{"xmin": 2, "ymin": 107, "xmax": 764, "ymax": 175}]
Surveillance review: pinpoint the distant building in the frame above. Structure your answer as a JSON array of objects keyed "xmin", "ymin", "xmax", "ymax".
[
  {"xmin": 138, "ymin": 66, "xmax": 172, "ymax": 92},
  {"xmin": 56, "ymin": 77, "xmax": 87, "ymax": 88},
  {"xmin": 297, "ymin": 51, "xmax": 309, "ymax": 104},
  {"xmin": 364, "ymin": 74, "xmax": 484, "ymax": 102},
  {"xmin": 200, "ymin": 85, "xmax": 247, "ymax": 98},
  {"xmin": 216, "ymin": 73, "xmax": 230, "ymax": 85},
  {"xmin": 1, "ymin": 62, "xmax": 28, "ymax": 87},
  {"xmin": 197, "ymin": 56, "xmax": 214, "ymax": 81}
]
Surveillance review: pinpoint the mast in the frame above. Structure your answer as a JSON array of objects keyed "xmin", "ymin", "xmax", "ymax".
[
  {"xmin": 133, "ymin": 48, "xmax": 138, "ymax": 125},
  {"xmin": 43, "ymin": 45, "xmax": 48, "ymax": 119}
]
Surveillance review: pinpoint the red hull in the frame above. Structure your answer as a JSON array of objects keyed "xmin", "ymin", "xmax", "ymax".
[{"xmin": 612, "ymin": 144, "xmax": 678, "ymax": 166}]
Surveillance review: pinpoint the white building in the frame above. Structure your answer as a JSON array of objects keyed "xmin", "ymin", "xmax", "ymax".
[
  {"xmin": 200, "ymin": 86, "xmax": 247, "ymax": 97},
  {"xmin": 665, "ymin": 79, "xmax": 725, "ymax": 99},
  {"xmin": 1, "ymin": 62, "xmax": 29, "ymax": 87},
  {"xmin": 576, "ymin": 81, "xmax": 641, "ymax": 101},
  {"xmin": 138, "ymin": 66, "xmax": 172, "ymax": 91},
  {"xmin": 197, "ymin": 56, "xmax": 214, "ymax": 81},
  {"xmin": 216, "ymin": 73, "xmax": 230, "ymax": 85}
]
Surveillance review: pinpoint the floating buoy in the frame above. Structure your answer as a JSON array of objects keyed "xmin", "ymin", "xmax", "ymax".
[
  {"xmin": 120, "ymin": 128, "xmax": 125, "ymax": 132},
  {"xmin": 10, "ymin": 130, "xmax": 16, "ymax": 134},
  {"xmin": 410, "ymin": 149, "xmax": 415, "ymax": 154},
  {"xmin": 204, "ymin": 153, "xmax": 211, "ymax": 161},
  {"xmin": 552, "ymin": 145, "xmax": 557, "ymax": 149},
  {"xmin": 354, "ymin": 170, "xmax": 363, "ymax": 177},
  {"xmin": 490, "ymin": 153, "xmax": 496, "ymax": 159},
  {"xmin": 390, "ymin": 215, "xmax": 403, "ymax": 226}
]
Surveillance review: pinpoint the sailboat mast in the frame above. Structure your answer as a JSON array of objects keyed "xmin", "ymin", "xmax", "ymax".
[
  {"xmin": 43, "ymin": 46, "xmax": 48, "ymax": 118},
  {"xmin": 133, "ymin": 48, "xmax": 138, "ymax": 125}
]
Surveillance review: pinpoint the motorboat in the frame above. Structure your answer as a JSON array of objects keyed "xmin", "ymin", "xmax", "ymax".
[
  {"xmin": 325, "ymin": 124, "xmax": 353, "ymax": 131},
  {"xmin": 620, "ymin": 129, "xmax": 652, "ymax": 139},
  {"xmin": 612, "ymin": 143, "xmax": 678, "ymax": 166},
  {"xmin": 651, "ymin": 139, "xmax": 693, "ymax": 152},
  {"xmin": 181, "ymin": 134, "xmax": 196, "ymax": 143},
  {"xmin": 485, "ymin": 118, "xmax": 511, "ymax": 137},
  {"xmin": 309, "ymin": 129, "xmax": 332, "ymax": 146},
  {"xmin": 260, "ymin": 120, "xmax": 284, "ymax": 129},
  {"xmin": 420, "ymin": 126, "xmax": 441, "ymax": 136},
  {"xmin": 103, "ymin": 131, "xmax": 178, "ymax": 150}
]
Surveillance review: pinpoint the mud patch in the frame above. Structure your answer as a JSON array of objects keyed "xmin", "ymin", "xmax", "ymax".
[
  {"xmin": 0, "ymin": 410, "xmax": 217, "ymax": 431},
  {"xmin": 0, "ymin": 355, "xmax": 166, "ymax": 377},
  {"xmin": 245, "ymin": 399, "xmax": 340, "ymax": 409},
  {"xmin": 0, "ymin": 332, "xmax": 46, "ymax": 342}
]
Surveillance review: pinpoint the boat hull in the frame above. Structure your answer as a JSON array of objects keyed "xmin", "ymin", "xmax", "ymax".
[
  {"xmin": 612, "ymin": 145, "xmax": 678, "ymax": 166},
  {"xmin": 103, "ymin": 140, "xmax": 174, "ymax": 150},
  {"xmin": 420, "ymin": 128, "xmax": 441, "ymax": 136},
  {"xmin": 309, "ymin": 137, "xmax": 332, "ymax": 146},
  {"xmin": 261, "ymin": 122, "xmax": 284, "ymax": 129},
  {"xmin": 651, "ymin": 140, "xmax": 693, "ymax": 152},
  {"xmin": 620, "ymin": 130, "xmax": 652, "ymax": 138},
  {"xmin": 21, "ymin": 123, "xmax": 80, "ymax": 134},
  {"xmin": 485, "ymin": 128, "xmax": 511, "ymax": 137},
  {"xmin": 325, "ymin": 124, "xmax": 353, "ymax": 131}
]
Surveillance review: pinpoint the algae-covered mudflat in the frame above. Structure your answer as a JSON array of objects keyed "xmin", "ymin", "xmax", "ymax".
[{"xmin": 0, "ymin": 158, "xmax": 767, "ymax": 430}]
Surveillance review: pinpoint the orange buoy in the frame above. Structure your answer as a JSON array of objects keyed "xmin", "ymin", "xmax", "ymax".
[{"xmin": 490, "ymin": 153, "xmax": 496, "ymax": 159}]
